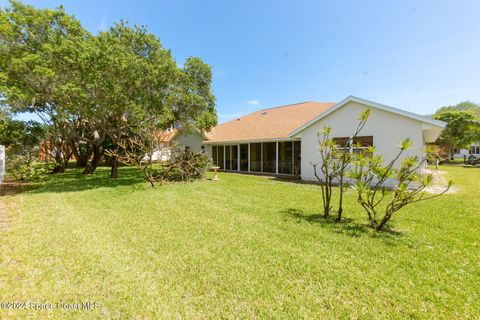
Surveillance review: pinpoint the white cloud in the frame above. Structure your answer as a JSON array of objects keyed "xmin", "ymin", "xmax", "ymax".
[{"xmin": 247, "ymin": 99, "xmax": 261, "ymax": 106}]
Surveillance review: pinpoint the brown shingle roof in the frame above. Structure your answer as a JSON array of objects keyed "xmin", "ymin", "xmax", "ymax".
[
  {"xmin": 205, "ymin": 101, "xmax": 335, "ymax": 143},
  {"xmin": 156, "ymin": 128, "xmax": 178, "ymax": 143}
]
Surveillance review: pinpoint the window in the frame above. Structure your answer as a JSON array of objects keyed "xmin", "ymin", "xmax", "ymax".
[
  {"xmin": 278, "ymin": 142, "xmax": 293, "ymax": 174},
  {"xmin": 262, "ymin": 142, "xmax": 276, "ymax": 173},
  {"xmin": 250, "ymin": 143, "xmax": 262, "ymax": 172},
  {"xmin": 218, "ymin": 146, "xmax": 224, "ymax": 169},
  {"xmin": 352, "ymin": 136, "xmax": 373, "ymax": 153},
  {"xmin": 212, "ymin": 146, "xmax": 218, "ymax": 166},
  {"xmin": 239, "ymin": 144, "xmax": 248, "ymax": 171},
  {"xmin": 294, "ymin": 141, "xmax": 301, "ymax": 175},
  {"xmin": 225, "ymin": 145, "xmax": 231, "ymax": 170},
  {"xmin": 332, "ymin": 136, "xmax": 373, "ymax": 154},
  {"xmin": 333, "ymin": 137, "xmax": 350, "ymax": 154},
  {"xmin": 470, "ymin": 146, "xmax": 480, "ymax": 155},
  {"xmin": 231, "ymin": 145, "xmax": 238, "ymax": 171}
]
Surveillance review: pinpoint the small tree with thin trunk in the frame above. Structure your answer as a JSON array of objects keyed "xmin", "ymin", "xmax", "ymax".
[
  {"xmin": 350, "ymin": 139, "xmax": 452, "ymax": 231},
  {"xmin": 311, "ymin": 127, "xmax": 336, "ymax": 218},
  {"xmin": 334, "ymin": 109, "xmax": 370, "ymax": 220},
  {"xmin": 311, "ymin": 110, "xmax": 370, "ymax": 220}
]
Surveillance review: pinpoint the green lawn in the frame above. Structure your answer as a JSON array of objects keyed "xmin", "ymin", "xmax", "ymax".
[{"xmin": 1, "ymin": 165, "xmax": 479, "ymax": 319}]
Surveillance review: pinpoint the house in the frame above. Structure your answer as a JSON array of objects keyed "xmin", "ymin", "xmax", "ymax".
[
  {"xmin": 202, "ymin": 96, "xmax": 446, "ymax": 181},
  {"xmin": 453, "ymin": 143, "xmax": 480, "ymax": 160},
  {"xmin": 151, "ymin": 127, "xmax": 206, "ymax": 161}
]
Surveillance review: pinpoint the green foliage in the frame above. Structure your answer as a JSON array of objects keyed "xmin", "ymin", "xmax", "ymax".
[
  {"xmin": 351, "ymin": 139, "xmax": 452, "ymax": 230},
  {"xmin": 433, "ymin": 110, "xmax": 480, "ymax": 156},
  {"xmin": 0, "ymin": 116, "xmax": 50, "ymax": 180},
  {"xmin": 0, "ymin": 118, "xmax": 44, "ymax": 151},
  {"xmin": 157, "ymin": 150, "xmax": 211, "ymax": 182},
  {"xmin": 6, "ymin": 158, "xmax": 53, "ymax": 181},
  {"xmin": 0, "ymin": 1, "xmax": 217, "ymax": 178},
  {"xmin": 425, "ymin": 144, "xmax": 448, "ymax": 164},
  {"xmin": 434, "ymin": 101, "xmax": 480, "ymax": 117}
]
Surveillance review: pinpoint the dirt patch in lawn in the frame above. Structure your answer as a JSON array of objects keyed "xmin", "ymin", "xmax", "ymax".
[{"xmin": 424, "ymin": 169, "xmax": 458, "ymax": 194}]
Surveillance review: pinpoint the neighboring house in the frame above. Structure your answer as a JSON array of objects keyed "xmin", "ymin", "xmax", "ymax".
[
  {"xmin": 151, "ymin": 128, "xmax": 206, "ymax": 161},
  {"xmin": 453, "ymin": 143, "xmax": 480, "ymax": 160},
  {"xmin": 203, "ymin": 96, "xmax": 446, "ymax": 181}
]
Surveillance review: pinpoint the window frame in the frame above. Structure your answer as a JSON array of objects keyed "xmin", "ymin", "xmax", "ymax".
[{"xmin": 332, "ymin": 136, "xmax": 374, "ymax": 154}]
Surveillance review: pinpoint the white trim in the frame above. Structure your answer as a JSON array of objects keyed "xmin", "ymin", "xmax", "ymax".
[
  {"xmin": 275, "ymin": 142, "xmax": 279, "ymax": 175},
  {"xmin": 248, "ymin": 143, "xmax": 251, "ymax": 172},
  {"xmin": 288, "ymin": 95, "xmax": 447, "ymax": 137}
]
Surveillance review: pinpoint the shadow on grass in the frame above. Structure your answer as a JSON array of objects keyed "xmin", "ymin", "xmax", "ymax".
[
  {"xmin": 282, "ymin": 208, "xmax": 403, "ymax": 241},
  {"xmin": 19, "ymin": 167, "xmax": 147, "ymax": 194},
  {"xmin": 0, "ymin": 181, "xmax": 40, "ymax": 196},
  {"xmin": 460, "ymin": 165, "xmax": 480, "ymax": 169}
]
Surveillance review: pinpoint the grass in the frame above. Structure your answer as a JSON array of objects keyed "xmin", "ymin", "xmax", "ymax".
[{"xmin": 0, "ymin": 165, "xmax": 479, "ymax": 319}]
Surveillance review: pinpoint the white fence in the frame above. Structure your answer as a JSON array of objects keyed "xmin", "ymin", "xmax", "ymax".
[{"xmin": 0, "ymin": 145, "xmax": 5, "ymax": 183}]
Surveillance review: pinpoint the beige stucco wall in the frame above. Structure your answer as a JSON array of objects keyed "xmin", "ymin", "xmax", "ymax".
[
  {"xmin": 203, "ymin": 144, "xmax": 213, "ymax": 158},
  {"xmin": 174, "ymin": 131, "xmax": 205, "ymax": 152},
  {"xmin": 300, "ymin": 101, "xmax": 425, "ymax": 181}
]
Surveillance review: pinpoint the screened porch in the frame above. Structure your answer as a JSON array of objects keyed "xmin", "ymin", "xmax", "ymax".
[{"xmin": 210, "ymin": 141, "xmax": 301, "ymax": 176}]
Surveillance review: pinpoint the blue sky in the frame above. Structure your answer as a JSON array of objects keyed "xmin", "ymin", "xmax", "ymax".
[{"xmin": 3, "ymin": 0, "xmax": 480, "ymax": 123}]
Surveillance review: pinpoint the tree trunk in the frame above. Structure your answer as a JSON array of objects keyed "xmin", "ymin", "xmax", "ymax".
[
  {"xmin": 52, "ymin": 164, "xmax": 65, "ymax": 173},
  {"xmin": 110, "ymin": 156, "xmax": 119, "ymax": 179},
  {"xmin": 323, "ymin": 181, "xmax": 331, "ymax": 218},
  {"xmin": 75, "ymin": 144, "xmax": 91, "ymax": 167},
  {"xmin": 83, "ymin": 145, "xmax": 102, "ymax": 174},
  {"xmin": 375, "ymin": 212, "xmax": 392, "ymax": 231},
  {"xmin": 76, "ymin": 157, "xmax": 88, "ymax": 167},
  {"xmin": 63, "ymin": 151, "xmax": 73, "ymax": 171},
  {"xmin": 52, "ymin": 145, "xmax": 66, "ymax": 174},
  {"xmin": 337, "ymin": 176, "xmax": 344, "ymax": 221}
]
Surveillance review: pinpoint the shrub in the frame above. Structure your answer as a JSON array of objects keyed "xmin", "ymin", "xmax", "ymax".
[
  {"xmin": 6, "ymin": 152, "xmax": 54, "ymax": 181},
  {"xmin": 156, "ymin": 149, "xmax": 211, "ymax": 182},
  {"xmin": 350, "ymin": 139, "xmax": 452, "ymax": 231}
]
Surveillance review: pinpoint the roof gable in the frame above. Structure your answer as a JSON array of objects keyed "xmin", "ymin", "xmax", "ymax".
[{"xmin": 288, "ymin": 96, "xmax": 447, "ymax": 137}]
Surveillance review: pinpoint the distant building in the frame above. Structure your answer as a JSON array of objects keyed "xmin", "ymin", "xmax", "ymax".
[
  {"xmin": 453, "ymin": 143, "xmax": 480, "ymax": 160},
  {"xmin": 150, "ymin": 128, "xmax": 206, "ymax": 162}
]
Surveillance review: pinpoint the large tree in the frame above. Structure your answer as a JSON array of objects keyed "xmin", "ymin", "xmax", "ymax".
[
  {"xmin": 433, "ymin": 110, "xmax": 480, "ymax": 158},
  {"xmin": 75, "ymin": 22, "xmax": 216, "ymax": 177},
  {"xmin": 0, "ymin": 0, "xmax": 90, "ymax": 172},
  {"xmin": 434, "ymin": 101, "xmax": 480, "ymax": 118},
  {"xmin": 1, "ymin": 1, "xmax": 217, "ymax": 178}
]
